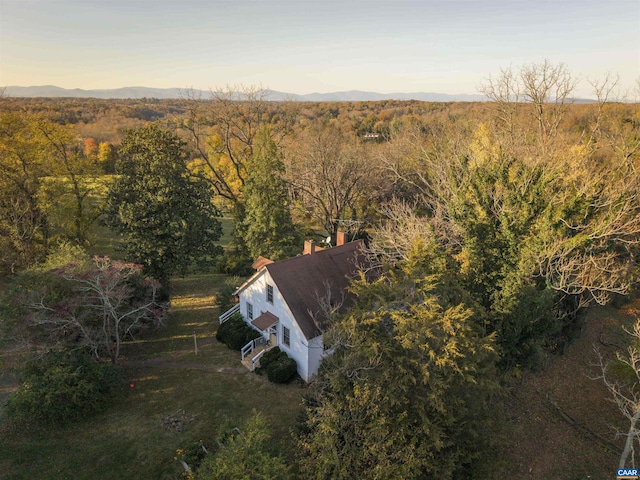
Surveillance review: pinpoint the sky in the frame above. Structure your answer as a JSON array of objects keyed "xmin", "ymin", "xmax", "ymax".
[{"xmin": 1, "ymin": 0, "xmax": 639, "ymax": 98}]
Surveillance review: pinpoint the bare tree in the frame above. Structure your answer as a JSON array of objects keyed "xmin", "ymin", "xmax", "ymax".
[
  {"xmin": 479, "ymin": 66, "xmax": 521, "ymax": 138},
  {"xmin": 480, "ymin": 60, "xmax": 578, "ymax": 153},
  {"xmin": 367, "ymin": 199, "xmax": 443, "ymax": 268},
  {"xmin": 26, "ymin": 257, "xmax": 165, "ymax": 363},
  {"xmin": 540, "ymin": 247, "xmax": 634, "ymax": 306},
  {"xmin": 519, "ymin": 59, "xmax": 578, "ymax": 142},
  {"xmin": 181, "ymin": 85, "xmax": 295, "ymax": 203},
  {"xmin": 285, "ymin": 122, "xmax": 373, "ymax": 241},
  {"xmin": 310, "ymin": 279, "xmax": 347, "ymax": 334},
  {"xmin": 595, "ymin": 319, "xmax": 640, "ymax": 468},
  {"xmin": 586, "ymin": 74, "xmax": 640, "ymax": 170},
  {"xmin": 587, "ymin": 72, "xmax": 620, "ymax": 142}
]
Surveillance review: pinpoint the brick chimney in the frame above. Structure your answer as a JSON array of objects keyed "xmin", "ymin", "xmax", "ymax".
[
  {"xmin": 303, "ymin": 239, "xmax": 316, "ymax": 255},
  {"xmin": 336, "ymin": 231, "xmax": 347, "ymax": 246}
]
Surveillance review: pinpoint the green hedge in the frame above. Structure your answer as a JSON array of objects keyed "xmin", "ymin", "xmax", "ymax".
[
  {"xmin": 5, "ymin": 350, "xmax": 123, "ymax": 426},
  {"xmin": 216, "ymin": 313, "xmax": 261, "ymax": 350},
  {"xmin": 258, "ymin": 347, "xmax": 298, "ymax": 384}
]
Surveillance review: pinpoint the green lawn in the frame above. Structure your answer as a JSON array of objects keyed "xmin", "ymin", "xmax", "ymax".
[
  {"xmin": 0, "ymin": 191, "xmax": 303, "ymax": 479},
  {"xmin": 0, "ymin": 272, "xmax": 305, "ymax": 480},
  {"xmin": 83, "ymin": 175, "xmax": 233, "ymax": 260},
  {"xmin": 219, "ymin": 215, "xmax": 234, "ymax": 250}
]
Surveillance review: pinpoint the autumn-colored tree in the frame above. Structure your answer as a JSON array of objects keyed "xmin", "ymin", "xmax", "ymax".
[
  {"xmin": 35, "ymin": 119, "xmax": 102, "ymax": 244},
  {"xmin": 97, "ymin": 141, "xmax": 117, "ymax": 173},
  {"xmin": 0, "ymin": 113, "xmax": 51, "ymax": 272},
  {"xmin": 83, "ymin": 137, "xmax": 99, "ymax": 158},
  {"xmin": 181, "ymin": 86, "xmax": 295, "ymax": 204},
  {"xmin": 0, "ymin": 111, "xmax": 106, "ymax": 273}
]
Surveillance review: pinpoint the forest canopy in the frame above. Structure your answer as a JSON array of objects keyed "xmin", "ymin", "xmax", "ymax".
[{"xmin": 1, "ymin": 61, "xmax": 639, "ymax": 476}]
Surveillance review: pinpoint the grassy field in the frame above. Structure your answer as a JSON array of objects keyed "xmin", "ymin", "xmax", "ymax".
[
  {"xmin": 0, "ymin": 273, "xmax": 305, "ymax": 480},
  {"xmin": 88, "ymin": 215, "xmax": 234, "ymax": 261},
  {"xmin": 0, "ymin": 190, "xmax": 304, "ymax": 479}
]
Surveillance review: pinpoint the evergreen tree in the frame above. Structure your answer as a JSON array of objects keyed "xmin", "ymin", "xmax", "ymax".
[
  {"xmin": 104, "ymin": 124, "xmax": 223, "ymax": 284},
  {"xmin": 241, "ymin": 128, "xmax": 298, "ymax": 260},
  {"xmin": 298, "ymin": 241, "xmax": 502, "ymax": 479},
  {"xmin": 197, "ymin": 412, "xmax": 292, "ymax": 480}
]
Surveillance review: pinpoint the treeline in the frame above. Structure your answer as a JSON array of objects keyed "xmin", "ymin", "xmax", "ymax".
[{"xmin": 1, "ymin": 62, "xmax": 639, "ymax": 477}]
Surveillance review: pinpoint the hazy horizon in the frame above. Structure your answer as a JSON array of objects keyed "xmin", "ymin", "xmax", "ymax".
[{"xmin": 1, "ymin": 0, "xmax": 639, "ymax": 98}]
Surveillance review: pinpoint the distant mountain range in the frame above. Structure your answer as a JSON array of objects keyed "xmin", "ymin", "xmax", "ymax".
[{"xmin": 5, "ymin": 85, "xmax": 488, "ymax": 102}]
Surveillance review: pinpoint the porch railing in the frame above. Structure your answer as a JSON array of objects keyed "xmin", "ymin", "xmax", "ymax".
[
  {"xmin": 252, "ymin": 348, "xmax": 268, "ymax": 370},
  {"xmin": 241, "ymin": 336, "xmax": 268, "ymax": 361},
  {"xmin": 219, "ymin": 304, "xmax": 240, "ymax": 324}
]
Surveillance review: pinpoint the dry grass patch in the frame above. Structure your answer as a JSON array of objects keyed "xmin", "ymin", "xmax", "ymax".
[{"xmin": 494, "ymin": 298, "xmax": 640, "ymax": 480}]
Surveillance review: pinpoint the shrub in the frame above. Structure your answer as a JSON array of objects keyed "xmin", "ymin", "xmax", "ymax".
[
  {"xmin": 5, "ymin": 349, "xmax": 123, "ymax": 426},
  {"xmin": 257, "ymin": 346, "xmax": 282, "ymax": 371},
  {"xmin": 197, "ymin": 411, "xmax": 293, "ymax": 479},
  {"xmin": 216, "ymin": 277, "xmax": 244, "ymax": 314},
  {"xmin": 175, "ymin": 440, "xmax": 209, "ymax": 478},
  {"xmin": 258, "ymin": 347, "xmax": 298, "ymax": 384},
  {"xmin": 216, "ymin": 314, "xmax": 261, "ymax": 350},
  {"xmin": 215, "ymin": 252, "xmax": 253, "ymax": 277}
]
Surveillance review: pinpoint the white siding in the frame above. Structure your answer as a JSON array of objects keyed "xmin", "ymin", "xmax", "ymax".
[
  {"xmin": 238, "ymin": 270, "xmax": 320, "ymax": 382},
  {"xmin": 305, "ymin": 334, "xmax": 328, "ymax": 382}
]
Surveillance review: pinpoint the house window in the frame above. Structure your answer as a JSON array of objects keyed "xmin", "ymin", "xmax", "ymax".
[
  {"xmin": 247, "ymin": 302, "xmax": 253, "ymax": 321},
  {"xmin": 282, "ymin": 325, "xmax": 290, "ymax": 347},
  {"xmin": 267, "ymin": 284, "xmax": 274, "ymax": 304}
]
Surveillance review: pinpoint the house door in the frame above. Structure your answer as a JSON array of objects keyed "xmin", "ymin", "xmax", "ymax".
[{"xmin": 269, "ymin": 325, "xmax": 278, "ymax": 346}]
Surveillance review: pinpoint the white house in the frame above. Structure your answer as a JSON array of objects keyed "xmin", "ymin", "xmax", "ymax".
[{"xmin": 218, "ymin": 234, "xmax": 364, "ymax": 382}]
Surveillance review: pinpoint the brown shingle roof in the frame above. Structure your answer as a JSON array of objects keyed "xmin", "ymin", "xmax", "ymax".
[
  {"xmin": 252, "ymin": 311, "xmax": 279, "ymax": 331},
  {"xmin": 252, "ymin": 256, "xmax": 274, "ymax": 270},
  {"xmin": 265, "ymin": 241, "xmax": 365, "ymax": 340}
]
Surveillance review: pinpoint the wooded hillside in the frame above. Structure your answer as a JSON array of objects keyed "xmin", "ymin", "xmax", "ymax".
[{"xmin": 1, "ymin": 64, "xmax": 639, "ymax": 478}]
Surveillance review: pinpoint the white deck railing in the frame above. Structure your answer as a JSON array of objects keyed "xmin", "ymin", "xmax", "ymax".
[
  {"xmin": 252, "ymin": 348, "xmax": 268, "ymax": 370},
  {"xmin": 219, "ymin": 304, "xmax": 240, "ymax": 324},
  {"xmin": 241, "ymin": 336, "xmax": 268, "ymax": 361}
]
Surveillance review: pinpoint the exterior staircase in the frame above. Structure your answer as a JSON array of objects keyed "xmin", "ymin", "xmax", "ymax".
[{"xmin": 240, "ymin": 337, "xmax": 273, "ymax": 371}]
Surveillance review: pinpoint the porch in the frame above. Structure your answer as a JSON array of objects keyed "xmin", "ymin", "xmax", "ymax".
[
  {"xmin": 218, "ymin": 305, "xmax": 279, "ymax": 372},
  {"xmin": 219, "ymin": 303, "xmax": 240, "ymax": 324},
  {"xmin": 240, "ymin": 336, "xmax": 276, "ymax": 372}
]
